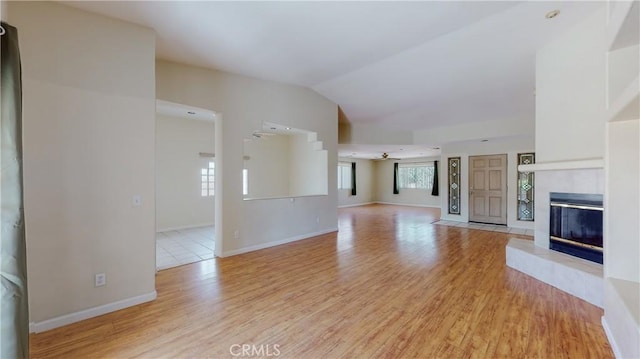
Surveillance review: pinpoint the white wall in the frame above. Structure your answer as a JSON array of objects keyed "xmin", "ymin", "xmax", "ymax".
[
  {"xmin": 155, "ymin": 115, "xmax": 215, "ymax": 231},
  {"xmin": 156, "ymin": 60, "xmax": 338, "ymax": 256},
  {"xmin": 602, "ymin": 0, "xmax": 640, "ymax": 354},
  {"xmin": 243, "ymin": 133, "xmax": 328, "ymax": 199},
  {"xmin": 607, "ymin": 44, "xmax": 640, "ymax": 106},
  {"xmin": 244, "ymin": 134, "xmax": 291, "ymax": 199},
  {"xmin": 337, "ymin": 158, "xmax": 375, "ymax": 207},
  {"xmin": 9, "ymin": 2, "xmax": 156, "ymax": 326},
  {"xmin": 374, "ymin": 157, "xmax": 441, "ymax": 208},
  {"xmin": 289, "ymin": 133, "xmax": 328, "ymax": 197},
  {"xmin": 413, "ymin": 118, "xmax": 534, "ymax": 146},
  {"xmin": 339, "ymin": 123, "xmax": 413, "ymax": 145},
  {"xmin": 535, "ymin": 7, "xmax": 606, "ymax": 163},
  {"xmin": 440, "ymin": 137, "xmax": 535, "ymax": 229},
  {"xmin": 1, "ymin": 0, "xmax": 7, "ymax": 21},
  {"xmin": 605, "ymin": 119, "xmax": 639, "ymax": 282}
]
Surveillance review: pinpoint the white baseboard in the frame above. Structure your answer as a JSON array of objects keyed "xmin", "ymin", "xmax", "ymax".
[
  {"xmin": 509, "ymin": 219, "xmax": 536, "ymax": 229},
  {"xmin": 602, "ymin": 279, "xmax": 640, "ymax": 358},
  {"xmin": 219, "ymin": 228, "xmax": 338, "ymax": 258},
  {"xmin": 374, "ymin": 201, "xmax": 441, "ymax": 209},
  {"xmin": 157, "ymin": 223, "xmax": 214, "ymax": 233},
  {"xmin": 602, "ymin": 316, "xmax": 622, "ymax": 359},
  {"xmin": 338, "ymin": 202, "xmax": 375, "ymax": 208},
  {"xmin": 29, "ymin": 291, "xmax": 157, "ymax": 333},
  {"xmin": 507, "ymin": 225, "xmax": 535, "ymax": 230}
]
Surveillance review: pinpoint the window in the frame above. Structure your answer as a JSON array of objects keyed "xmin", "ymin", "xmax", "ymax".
[
  {"xmin": 398, "ymin": 162, "xmax": 435, "ymax": 190},
  {"xmin": 201, "ymin": 161, "xmax": 214, "ymax": 196},
  {"xmin": 517, "ymin": 153, "xmax": 535, "ymax": 221},
  {"xmin": 243, "ymin": 169, "xmax": 248, "ymax": 196},
  {"xmin": 337, "ymin": 162, "xmax": 352, "ymax": 189},
  {"xmin": 448, "ymin": 157, "xmax": 461, "ymax": 214}
]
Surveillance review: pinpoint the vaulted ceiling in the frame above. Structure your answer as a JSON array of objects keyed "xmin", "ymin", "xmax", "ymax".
[{"xmin": 65, "ymin": 1, "xmax": 603, "ymax": 158}]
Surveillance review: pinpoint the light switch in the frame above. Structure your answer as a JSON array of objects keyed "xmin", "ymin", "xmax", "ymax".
[{"xmin": 132, "ymin": 195, "xmax": 142, "ymax": 207}]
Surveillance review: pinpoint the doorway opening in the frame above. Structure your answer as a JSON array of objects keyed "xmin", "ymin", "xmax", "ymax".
[
  {"xmin": 468, "ymin": 154, "xmax": 507, "ymax": 225},
  {"xmin": 155, "ymin": 100, "xmax": 219, "ymax": 270}
]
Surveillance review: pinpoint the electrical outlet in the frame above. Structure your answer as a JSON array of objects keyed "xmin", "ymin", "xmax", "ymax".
[
  {"xmin": 95, "ymin": 273, "xmax": 106, "ymax": 287},
  {"xmin": 132, "ymin": 195, "xmax": 142, "ymax": 207},
  {"xmin": 234, "ymin": 230, "xmax": 239, "ymax": 239}
]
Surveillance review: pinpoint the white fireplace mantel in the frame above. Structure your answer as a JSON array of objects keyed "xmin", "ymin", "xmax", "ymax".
[{"xmin": 518, "ymin": 158, "xmax": 604, "ymax": 172}]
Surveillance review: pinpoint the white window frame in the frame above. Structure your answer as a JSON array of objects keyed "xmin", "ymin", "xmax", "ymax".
[
  {"xmin": 201, "ymin": 161, "xmax": 215, "ymax": 197},
  {"xmin": 397, "ymin": 162, "xmax": 435, "ymax": 190},
  {"xmin": 337, "ymin": 162, "xmax": 352, "ymax": 190},
  {"xmin": 242, "ymin": 169, "xmax": 248, "ymax": 196}
]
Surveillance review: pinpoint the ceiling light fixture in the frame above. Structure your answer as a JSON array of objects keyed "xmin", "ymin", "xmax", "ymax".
[
  {"xmin": 545, "ymin": 10, "xmax": 560, "ymax": 19},
  {"xmin": 285, "ymin": 127, "xmax": 291, "ymax": 130}
]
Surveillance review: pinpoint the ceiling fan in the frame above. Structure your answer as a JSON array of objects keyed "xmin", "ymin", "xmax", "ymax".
[{"xmin": 375, "ymin": 152, "xmax": 401, "ymax": 161}]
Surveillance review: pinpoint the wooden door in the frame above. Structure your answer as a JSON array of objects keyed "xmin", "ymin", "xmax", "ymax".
[{"xmin": 469, "ymin": 154, "xmax": 507, "ymax": 225}]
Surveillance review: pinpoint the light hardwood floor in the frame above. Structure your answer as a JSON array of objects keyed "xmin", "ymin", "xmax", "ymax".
[{"xmin": 30, "ymin": 204, "xmax": 613, "ymax": 358}]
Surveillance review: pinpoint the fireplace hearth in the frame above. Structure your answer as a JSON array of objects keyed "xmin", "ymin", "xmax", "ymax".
[
  {"xmin": 549, "ymin": 192, "xmax": 603, "ymax": 264},
  {"xmin": 506, "ymin": 167, "xmax": 605, "ymax": 308}
]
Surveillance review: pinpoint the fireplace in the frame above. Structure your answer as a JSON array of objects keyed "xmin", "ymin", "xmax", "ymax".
[{"xmin": 549, "ymin": 192, "xmax": 603, "ymax": 264}]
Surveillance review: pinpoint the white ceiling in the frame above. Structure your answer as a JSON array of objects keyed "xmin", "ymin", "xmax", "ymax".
[{"xmin": 66, "ymin": 1, "xmax": 603, "ymax": 138}]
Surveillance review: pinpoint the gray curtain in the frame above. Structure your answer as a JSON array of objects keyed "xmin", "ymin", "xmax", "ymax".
[
  {"xmin": 393, "ymin": 162, "xmax": 399, "ymax": 194},
  {"xmin": 1, "ymin": 21, "xmax": 29, "ymax": 358},
  {"xmin": 431, "ymin": 160, "xmax": 439, "ymax": 196},
  {"xmin": 350, "ymin": 162, "xmax": 356, "ymax": 196}
]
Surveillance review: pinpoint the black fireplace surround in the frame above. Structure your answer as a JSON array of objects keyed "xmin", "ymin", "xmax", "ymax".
[{"xmin": 549, "ymin": 192, "xmax": 603, "ymax": 264}]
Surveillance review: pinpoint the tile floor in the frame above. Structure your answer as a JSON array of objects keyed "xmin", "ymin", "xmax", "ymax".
[
  {"xmin": 156, "ymin": 226, "xmax": 215, "ymax": 270},
  {"xmin": 433, "ymin": 220, "xmax": 535, "ymax": 237}
]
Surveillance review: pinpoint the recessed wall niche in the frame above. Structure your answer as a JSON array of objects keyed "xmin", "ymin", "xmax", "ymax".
[{"xmin": 243, "ymin": 122, "xmax": 328, "ymax": 200}]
